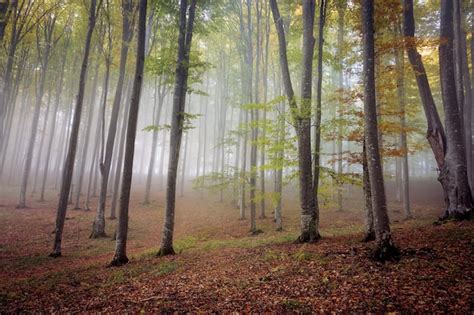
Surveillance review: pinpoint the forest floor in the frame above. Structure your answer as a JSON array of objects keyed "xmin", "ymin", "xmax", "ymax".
[{"xmin": 0, "ymin": 186, "xmax": 473, "ymax": 313}]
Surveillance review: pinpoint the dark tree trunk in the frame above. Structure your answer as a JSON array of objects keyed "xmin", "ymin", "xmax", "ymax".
[
  {"xmin": 438, "ymin": 0, "xmax": 473, "ymax": 218},
  {"xmin": 313, "ymin": 0, "xmax": 326, "ymax": 220},
  {"xmin": 362, "ymin": 0, "xmax": 398, "ymax": 261},
  {"xmin": 270, "ymin": 0, "xmax": 319, "ymax": 242},
  {"xmin": 362, "ymin": 141, "xmax": 375, "ymax": 242},
  {"xmin": 158, "ymin": 0, "xmax": 197, "ymax": 256},
  {"xmin": 109, "ymin": 0, "xmax": 147, "ymax": 267},
  {"xmin": 50, "ymin": 0, "xmax": 98, "ymax": 257}
]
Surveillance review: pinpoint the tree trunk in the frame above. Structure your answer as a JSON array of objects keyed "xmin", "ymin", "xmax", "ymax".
[
  {"xmin": 109, "ymin": 0, "xmax": 147, "ymax": 267},
  {"xmin": 335, "ymin": 0, "xmax": 345, "ymax": 212},
  {"xmin": 362, "ymin": 141, "xmax": 375, "ymax": 242},
  {"xmin": 109, "ymin": 89, "xmax": 131, "ymax": 219},
  {"xmin": 438, "ymin": 0, "xmax": 473, "ymax": 218},
  {"xmin": 402, "ymin": 0, "xmax": 449, "ymax": 207},
  {"xmin": 270, "ymin": 0, "xmax": 319, "ymax": 242},
  {"xmin": 74, "ymin": 60, "xmax": 99, "ymax": 209},
  {"xmin": 50, "ymin": 0, "xmax": 98, "ymax": 257},
  {"xmin": 32, "ymin": 92, "xmax": 52, "ymax": 195},
  {"xmin": 40, "ymin": 32, "xmax": 70, "ymax": 202},
  {"xmin": 144, "ymin": 78, "xmax": 165, "ymax": 204},
  {"xmin": 158, "ymin": 0, "xmax": 197, "ymax": 256},
  {"xmin": 17, "ymin": 16, "xmax": 56, "ymax": 208},
  {"xmin": 395, "ymin": 23, "xmax": 411, "ymax": 219},
  {"xmin": 92, "ymin": 0, "xmax": 134, "ymax": 238},
  {"xmin": 362, "ymin": 0, "xmax": 398, "ymax": 261}
]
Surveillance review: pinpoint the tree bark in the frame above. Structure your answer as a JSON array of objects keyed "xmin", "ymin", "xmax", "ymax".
[
  {"xmin": 158, "ymin": 0, "xmax": 197, "ymax": 256},
  {"xmin": 92, "ymin": 0, "xmax": 134, "ymax": 238},
  {"xmin": 109, "ymin": 0, "xmax": 147, "ymax": 267},
  {"xmin": 402, "ymin": 0, "xmax": 449, "ymax": 208},
  {"xmin": 362, "ymin": 0, "xmax": 398, "ymax": 261},
  {"xmin": 50, "ymin": 0, "xmax": 99, "ymax": 257},
  {"xmin": 270, "ymin": 0, "xmax": 319, "ymax": 242},
  {"xmin": 438, "ymin": 0, "xmax": 473, "ymax": 218}
]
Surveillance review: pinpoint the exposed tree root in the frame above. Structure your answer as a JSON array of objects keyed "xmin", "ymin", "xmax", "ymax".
[{"xmin": 108, "ymin": 255, "xmax": 129, "ymax": 267}]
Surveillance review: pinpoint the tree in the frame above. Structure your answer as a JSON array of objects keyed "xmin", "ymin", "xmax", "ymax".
[
  {"xmin": 91, "ymin": 0, "xmax": 135, "ymax": 238},
  {"xmin": 158, "ymin": 0, "xmax": 197, "ymax": 256},
  {"xmin": 362, "ymin": 0, "xmax": 398, "ymax": 261},
  {"xmin": 270, "ymin": 0, "xmax": 320, "ymax": 242},
  {"xmin": 17, "ymin": 11, "xmax": 57, "ymax": 208},
  {"xmin": 50, "ymin": 0, "xmax": 100, "ymax": 257},
  {"xmin": 109, "ymin": 0, "xmax": 147, "ymax": 267},
  {"xmin": 438, "ymin": 0, "xmax": 472, "ymax": 218}
]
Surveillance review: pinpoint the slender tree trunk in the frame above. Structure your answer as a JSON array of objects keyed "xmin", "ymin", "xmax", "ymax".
[
  {"xmin": 402, "ymin": 0, "xmax": 449, "ymax": 208},
  {"xmin": 110, "ymin": 90, "xmax": 130, "ymax": 221},
  {"xmin": 247, "ymin": 0, "xmax": 257, "ymax": 234},
  {"xmin": 313, "ymin": 0, "xmax": 326, "ymax": 218},
  {"xmin": 270, "ymin": 0, "xmax": 319, "ymax": 242},
  {"xmin": 74, "ymin": 60, "xmax": 99, "ymax": 209},
  {"xmin": 40, "ymin": 33, "xmax": 69, "ymax": 202},
  {"xmin": 32, "ymin": 92, "xmax": 52, "ymax": 195},
  {"xmin": 260, "ymin": 3, "xmax": 270, "ymax": 219},
  {"xmin": 92, "ymin": 0, "xmax": 134, "ymax": 238},
  {"xmin": 394, "ymin": 24, "xmax": 411, "ymax": 219},
  {"xmin": 50, "ymin": 0, "xmax": 98, "ymax": 257},
  {"xmin": 144, "ymin": 78, "xmax": 165, "ymax": 204},
  {"xmin": 158, "ymin": 0, "xmax": 197, "ymax": 256},
  {"xmin": 110, "ymin": 0, "xmax": 147, "ymax": 267},
  {"xmin": 17, "ymin": 17, "xmax": 55, "ymax": 208},
  {"xmin": 335, "ymin": 0, "xmax": 346, "ymax": 212},
  {"xmin": 362, "ymin": 0, "xmax": 398, "ymax": 260}
]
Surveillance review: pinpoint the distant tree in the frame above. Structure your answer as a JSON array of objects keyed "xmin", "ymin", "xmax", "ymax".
[
  {"xmin": 17, "ymin": 12, "xmax": 57, "ymax": 208},
  {"xmin": 109, "ymin": 0, "xmax": 147, "ymax": 267},
  {"xmin": 50, "ymin": 0, "xmax": 100, "ymax": 257}
]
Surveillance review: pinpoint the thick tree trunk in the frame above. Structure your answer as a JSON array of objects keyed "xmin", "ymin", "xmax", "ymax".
[
  {"xmin": 109, "ymin": 0, "xmax": 147, "ymax": 267},
  {"xmin": 50, "ymin": 0, "xmax": 98, "ymax": 257},
  {"xmin": 158, "ymin": 0, "xmax": 197, "ymax": 256},
  {"xmin": 362, "ymin": 141, "xmax": 375, "ymax": 242},
  {"xmin": 362, "ymin": 0, "xmax": 398, "ymax": 261},
  {"xmin": 438, "ymin": 0, "xmax": 473, "ymax": 218}
]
